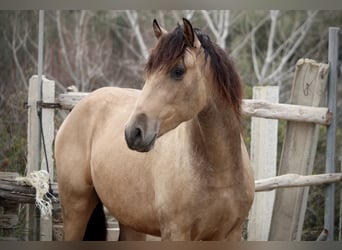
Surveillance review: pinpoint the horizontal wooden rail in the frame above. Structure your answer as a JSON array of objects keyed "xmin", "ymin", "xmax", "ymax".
[
  {"xmin": 0, "ymin": 177, "xmax": 58, "ymax": 204},
  {"xmin": 58, "ymin": 92, "xmax": 88, "ymax": 110},
  {"xmin": 255, "ymin": 173, "xmax": 342, "ymax": 192},
  {"xmin": 1, "ymin": 173, "xmax": 341, "ymax": 203},
  {"xmin": 242, "ymin": 99, "xmax": 331, "ymax": 125},
  {"xmin": 57, "ymin": 92, "xmax": 331, "ymax": 125}
]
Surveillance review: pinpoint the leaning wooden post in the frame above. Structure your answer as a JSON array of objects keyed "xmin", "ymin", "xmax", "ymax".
[
  {"xmin": 324, "ymin": 27, "xmax": 339, "ymax": 241},
  {"xmin": 26, "ymin": 75, "xmax": 42, "ymax": 240},
  {"xmin": 268, "ymin": 59, "xmax": 329, "ymax": 241},
  {"xmin": 39, "ymin": 77, "xmax": 55, "ymax": 241}
]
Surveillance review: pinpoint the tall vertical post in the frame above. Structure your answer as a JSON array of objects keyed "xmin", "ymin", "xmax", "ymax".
[
  {"xmin": 324, "ymin": 27, "xmax": 339, "ymax": 241},
  {"xmin": 39, "ymin": 77, "xmax": 55, "ymax": 241},
  {"xmin": 26, "ymin": 10, "xmax": 45, "ymax": 241},
  {"xmin": 269, "ymin": 59, "xmax": 329, "ymax": 240},
  {"xmin": 37, "ymin": 10, "xmax": 44, "ymax": 98},
  {"xmin": 26, "ymin": 76, "xmax": 41, "ymax": 240},
  {"xmin": 248, "ymin": 86, "xmax": 278, "ymax": 240},
  {"xmin": 36, "ymin": 10, "xmax": 52, "ymax": 241}
]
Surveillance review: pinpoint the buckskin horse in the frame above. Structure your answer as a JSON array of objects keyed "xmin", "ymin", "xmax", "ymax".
[{"xmin": 55, "ymin": 18, "xmax": 254, "ymax": 241}]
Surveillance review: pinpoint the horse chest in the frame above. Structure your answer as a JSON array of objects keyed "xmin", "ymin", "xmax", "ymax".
[{"xmin": 156, "ymin": 184, "xmax": 241, "ymax": 240}]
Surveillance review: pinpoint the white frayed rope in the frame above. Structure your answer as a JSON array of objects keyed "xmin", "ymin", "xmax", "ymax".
[{"xmin": 16, "ymin": 170, "xmax": 55, "ymax": 218}]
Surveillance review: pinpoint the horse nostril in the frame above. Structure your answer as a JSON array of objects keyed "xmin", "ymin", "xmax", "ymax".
[
  {"xmin": 124, "ymin": 113, "xmax": 160, "ymax": 152},
  {"xmin": 125, "ymin": 125, "xmax": 144, "ymax": 149},
  {"xmin": 125, "ymin": 113, "xmax": 158, "ymax": 152},
  {"xmin": 134, "ymin": 127, "xmax": 142, "ymax": 140}
]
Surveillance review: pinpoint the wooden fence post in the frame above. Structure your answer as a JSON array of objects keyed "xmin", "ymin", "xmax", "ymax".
[
  {"xmin": 26, "ymin": 75, "xmax": 41, "ymax": 240},
  {"xmin": 268, "ymin": 59, "xmax": 329, "ymax": 240},
  {"xmin": 39, "ymin": 77, "xmax": 55, "ymax": 241},
  {"xmin": 248, "ymin": 86, "xmax": 278, "ymax": 240},
  {"xmin": 26, "ymin": 75, "xmax": 55, "ymax": 241}
]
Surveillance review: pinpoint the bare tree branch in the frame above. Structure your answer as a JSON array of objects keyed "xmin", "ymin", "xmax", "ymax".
[
  {"xmin": 74, "ymin": 10, "xmax": 87, "ymax": 90},
  {"xmin": 184, "ymin": 10, "xmax": 195, "ymax": 20},
  {"xmin": 231, "ymin": 14, "xmax": 270, "ymax": 57},
  {"xmin": 201, "ymin": 10, "xmax": 220, "ymax": 42},
  {"xmin": 125, "ymin": 10, "xmax": 148, "ymax": 60},
  {"xmin": 113, "ymin": 27, "xmax": 142, "ymax": 59},
  {"xmin": 56, "ymin": 10, "xmax": 78, "ymax": 85},
  {"xmin": 4, "ymin": 12, "xmax": 29, "ymax": 89},
  {"xmin": 251, "ymin": 32, "xmax": 261, "ymax": 81},
  {"xmin": 201, "ymin": 10, "xmax": 230, "ymax": 49},
  {"xmin": 171, "ymin": 10, "xmax": 180, "ymax": 23},
  {"xmin": 266, "ymin": 11, "xmax": 318, "ymax": 83},
  {"xmin": 247, "ymin": 10, "xmax": 318, "ymax": 85},
  {"xmin": 260, "ymin": 10, "xmax": 279, "ymax": 79}
]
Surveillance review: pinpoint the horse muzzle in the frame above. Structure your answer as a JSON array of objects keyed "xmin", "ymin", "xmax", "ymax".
[{"xmin": 124, "ymin": 113, "xmax": 159, "ymax": 153}]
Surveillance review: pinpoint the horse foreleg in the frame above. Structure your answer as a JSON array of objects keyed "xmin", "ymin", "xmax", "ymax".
[
  {"xmin": 223, "ymin": 224, "xmax": 243, "ymax": 241},
  {"xmin": 118, "ymin": 223, "xmax": 147, "ymax": 241},
  {"xmin": 161, "ymin": 232, "xmax": 192, "ymax": 241},
  {"xmin": 60, "ymin": 188, "xmax": 99, "ymax": 241},
  {"xmin": 160, "ymin": 225, "xmax": 191, "ymax": 241}
]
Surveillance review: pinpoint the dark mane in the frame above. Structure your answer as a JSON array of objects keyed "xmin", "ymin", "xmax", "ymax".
[
  {"xmin": 145, "ymin": 24, "xmax": 186, "ymax": 74},
  {"xmin": 145, "ymin": 23, "xmax": 243, "ymax": 120}
]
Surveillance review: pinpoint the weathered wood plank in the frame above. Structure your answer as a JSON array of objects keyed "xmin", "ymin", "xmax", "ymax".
[
  {"xmin": 0, "ymin": 173, "xmax": 20, "ymax": 239},
  {"xmin": 1, "ymin": 173, "xmax": 341, "ymax": 203},
  {"xmin": 0, "ymin": 179, "xmax": 36, "ymax": 194},
  {"xmin": 0, "ymin": 172, "xmax": 19, "ymax": 180},
  {"xmin": 26, "ymin": 75, "xmax": 42, "ymax": 240},
  {"xmin": 242, "ymin": 100, "xmax": 331, "ymax": 125},
  {"xmin": 58, "ymin": 92, "xmax": 331, "ymax": 125},
  {"xmin": 269, "ymin": 58, "xmax": 329, "ymax": 241},
  {"xmin": 0, "ymin": 178, "xmax": 58, "ymax": 204},
  {"xmin": 0, "ymin": 190, "xmax": 35, "ymax": 204},
  {"xmin": 57, "ymin": 92, "xmax": 331, "ymax": 125},
  {"xmin": 0, "ymin": 214, "xmax": 19, "ymax": 229},
  {"xmin": 248, "ymin": 86, "xmax": 278, "ymax": 241},
  {"xmin": 0, "ymin": 236, "xmax": 19, "ymax": 241},
  {"xmin": 58, "ymin": 92, "xmax": 88, "ymax": 110},
  {"xmin": 40, "ymin": 77, "xmax": 55, "ymax": 241},
  {"xmin": 0, "ymin": 178, "xmax": 36, "ymax": 204},
  {"xmin": 256, "ymin": 173, "xmax": 342, "ymax": 192}
]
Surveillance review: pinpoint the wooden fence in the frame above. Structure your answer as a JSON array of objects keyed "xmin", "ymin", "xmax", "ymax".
[{"xmin": 0, "ymin": 53, "xmax": 340, "ymax": 240}]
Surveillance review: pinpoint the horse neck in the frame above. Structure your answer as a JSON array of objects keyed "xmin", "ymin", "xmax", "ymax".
[{"xmin": 186, "ymin": 94, "xmax": 243, "ymax": 184}]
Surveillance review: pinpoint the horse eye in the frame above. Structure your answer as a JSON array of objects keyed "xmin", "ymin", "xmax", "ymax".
[{"xmin": 170, "ymin": 66, "xmax": 186, "ymax": 80}]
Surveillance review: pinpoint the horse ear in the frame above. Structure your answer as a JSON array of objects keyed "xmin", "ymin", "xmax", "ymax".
[
  {"xmin": 182, "ymin": 18, "xmax": 194, "ymax": 47},
  {"xmin": 153, "ymin": 19, "xmax": 167, "ymax": 39},
  {"xmin": 182, "ymin": 18, "xmax": 200, "ymax": 48}
]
